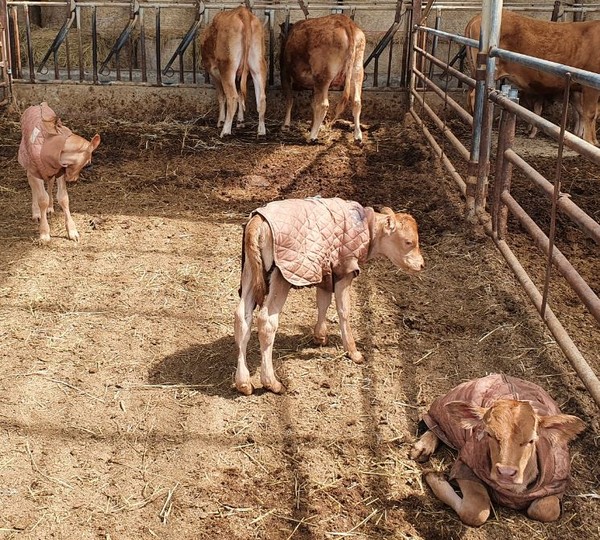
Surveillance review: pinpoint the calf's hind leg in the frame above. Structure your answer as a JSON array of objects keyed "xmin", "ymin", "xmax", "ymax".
[
  {"xmin": 425, "ymin": 473, "xmax": 491, "ymax": 527},
  {"xmin": 235, "ymin": 265, "xmax": 257, "ymax": 395},
  {"xmin": 257, "ymin": 269, "xmax": 291, "ymax": 393}
]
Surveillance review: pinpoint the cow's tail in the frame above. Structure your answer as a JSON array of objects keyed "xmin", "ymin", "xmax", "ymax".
[
  {"xmin": 238, "ymin": 14, "xmax": 251, "ymax": 115},
  {"xmin": 334, "ymin": 27, "xmax": 358, "ymax": 122},
  {"xmin": 240, "ymin": 215, "xmax": 268, "ymax": 308}
]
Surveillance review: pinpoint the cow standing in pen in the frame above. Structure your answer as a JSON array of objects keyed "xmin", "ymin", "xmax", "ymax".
[
  {"xmin": 411, "ymin": 373, "xmax": 585, "ymax": 526},
  {"xmin": 280, "ymin": 15, "xmax": 366, "ymax": 143},
  {"xmin": 18, "ymin": 102, "xmax": 101, "ymax": 242},
  {"xmin": 234, "ymin": 197, "xmax": 424, "ymax": 396},
  {"xmin": 464, "ymin": 10, "xmax": 600, "ymax": 145},
  {"xmin": 200, "ymin": 6, "xmax": 267, "ymax": 137}
]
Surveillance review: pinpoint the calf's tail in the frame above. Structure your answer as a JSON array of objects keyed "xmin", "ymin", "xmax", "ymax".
[
  {"xmin": 238, "ymin": 16, "xmax": 251, "ymax": 113},
  {"xmin": 240, "ymin": 215, "xmax": 268, "ymax": 308},
  {"xmin": 334, "ymin": 28, "xmax": 357, "ymax": 121}
]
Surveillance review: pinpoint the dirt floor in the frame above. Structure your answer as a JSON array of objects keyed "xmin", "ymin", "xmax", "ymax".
[{"xmin": 0, "ymin": 102, "xmax": 598, "ymax": 540}]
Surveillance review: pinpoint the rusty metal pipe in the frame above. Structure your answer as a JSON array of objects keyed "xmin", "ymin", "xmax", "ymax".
[
  {"xmin": 504, "ymin": 149, "xmax": 600, "ymax": 245},
  {"xmin": 411, "ymin": 88, "xmax": 470, "ymax": 161},
  {"xmin": 413, "ymin": 65, "xmax": 473, "ymax": 126},
  {"xmin": 499, "ymin": 191, "xmax": 600, "ymax": 324},
  {"xmin": 410, "ymin": 108, "xmax": 467, "ymax": 196},
  {"xmin": 486, "ymin": 229, "xmax": 600, "ymax": 408}
]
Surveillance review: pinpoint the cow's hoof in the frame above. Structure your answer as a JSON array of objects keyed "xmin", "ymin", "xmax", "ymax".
[
  {"xmin": 308, "ymin": 138, "xmax": 319, "ymax": 145},
  {"xmin": 68, "ymin": 230, "xmax": 80, "ymax": 242},
  {"xmin": 39, "ymin": 234, "xmax": 51, "ymax": 243},
  {"xmin": 354, "ymin": 138, "xmax": 363, "ymax": 147},
  {"xmin": 236, "ymin": 381, "xmax": 254, "ymax": 396},
  {"xmin": 348, "ymin": 351, "xmax": 364, "ymax": 364},
  {"xmin": 236, "ymin": 122, "xmax": 246, "ymax": 128}
]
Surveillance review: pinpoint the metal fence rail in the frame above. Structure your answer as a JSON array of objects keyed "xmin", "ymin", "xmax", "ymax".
[
  {"xmin": 3, "ymin": 0, "xmax": 412, "ymax": 87},
  {"xmin": 411, "ymin": 4, "xmax": 600, "ymax": 407}
]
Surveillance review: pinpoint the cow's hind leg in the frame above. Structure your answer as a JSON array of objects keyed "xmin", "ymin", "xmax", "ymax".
[
  {"xmin": 313, "ymin": 287, "xmax": 332, "ymax": 345},
  {"xmin": 211, "ymin": 73, "xmax": 227, "ymax": 129},
  {"xmin": 28, "ymin": 173, "xmax": 51, "ymax": 242},
  {"xmin": 220, "ymin": 66, "xmax": 239, "ymax": 137},
  {"xmin": 257, "ymin": 269, "xmax": 291, "ymax": 393},
  {"xmin": 56, "ymin": 175, "xmax": 79, "ymax": 241},
  {"xmin": 235, "ymin": 266, "xmax": 257, "ymax": 395},
  {"xmin": 424, "ymin": 473, "xmax": 491, "ymax": 527},
  {"xmin": 309, "ymin": 82, "xmax": 330, "ymax": 142}
]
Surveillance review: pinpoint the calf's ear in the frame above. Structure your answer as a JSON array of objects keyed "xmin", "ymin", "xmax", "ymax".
[
  {"xmin": 538, "ymin": 414, "xmax": 585, "ymax": 444},
  {"xmin": 445, "ymin": 400, "xmax": 487, "ymax": 430},
  {"xmin": 90, "ymin": 134, "xmax": 101, "ymax": 151}
]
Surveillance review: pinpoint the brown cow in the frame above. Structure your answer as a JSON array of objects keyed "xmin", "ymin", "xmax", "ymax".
[
  {"xmin": 465, "ymin": 10, "xmax": 600, "ymax": 145},
  {"xmin": 410, "ymin": 374, "xmax": 585, "ymax": 526},
  {"xmin": 280, "ymin": 15, "xmax": 366, "ymax": 143},
  {"xmin": 18, "ymin": 102, "xmax": 101, "ymax": 242},
  {"xmin": 234, "ymin": 197, "xmax": 424, "ymax": 395},
  {"xmin": 200, "ymin": 7, "xmax": 267, "ymax": 137}
]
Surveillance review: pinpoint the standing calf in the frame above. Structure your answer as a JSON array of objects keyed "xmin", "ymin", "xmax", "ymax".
[
  {"xmin": 280, "ymin": 15, "xmax": 366, "ymax": 143},
  {"xmin": 18, "ymin": 102, "xmax": 101, "ymax": 242},
  {"xmin": 200, "ymin": 6, "xmax": 267, "ymax": 137},
  {"xmin": 234, "ymin": 197, "xmax": 424, "ymax": 395},
  {"xmin": 411, "ymin": 374, "xmax": 585, "ymax": 526}
]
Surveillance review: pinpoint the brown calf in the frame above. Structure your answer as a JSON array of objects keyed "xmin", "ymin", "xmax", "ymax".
[
  {"xmin": 234, "ymin": 197, "xmax": 424, "ymax": 395},
  {"xmin": 18, "ymin": 102, "xmax": 100, "ymax": 242},
  {"xmin": 411, "ymin": 374, "xmax": 585, "ymax": 526},
  {"xmin": 201, "ymin": 7, "xmax": 267, "ymax": 137},
  {"xmin": 280, "ymin": 15, "xmax": 366, "ymax": 143}
]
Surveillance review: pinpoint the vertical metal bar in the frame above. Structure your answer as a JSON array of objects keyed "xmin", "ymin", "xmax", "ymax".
[
  {"xmin": 267, "ymin": 9, "xmax": 274, "ymax": 86},
  {"xmin": 92, "ymin": 7, "xmax": 98, "ymax": 83},
  {"xmin": 386, "ymin": 31, "xmax": 394, "ymax": 87},
  {"xmin": 21, "ymin": 5, "xmax": 31, "ymax": 81},
  {"xmin": 140, "ymin": 6, "xmax": 147, "ymax": 83},
  {"xmin": 77, "ymin": 6, "xmax": 84, "ymax": 81},
  {"xmin": 400, "ymin": 4, "xmax": 410, "ymax": 87},
  {"xmin": 373, "ymin": 55, "xmax": 379, "ymax": 87},
  {"xmin": 115, "ymin": 50, "xmax": 121, "ymax": 81},
  {"xmin": 541, "ymin": 75, "xmax": 572, "ymax": 318},
  {"xmin": 53, "ymin": 48, "xmax": 59, "ymax": 79},
  {"xmin": 65, "ymin": 35, "xmax": 71, "ymax": 79},
  {"xmin": 492, "ymin": 101, "xmax": 517, "ymax": 239},
  {"xmin": 428, "ymin": 8, "xmax": 440, "ymax": 80},
  {"xmin": 156, "ymin": 7, "xmax": 162, "ymax": 85},
  {"xmin": 192, "ymin": 37, "xmax": 196, "ymax": 84},
  {"xmin": 179, "ymin": 53, "xmax": 184, "ymax": 83},
  {"xmin": 129, "ymin": 36, "xmax": 133, "ymax": 81}
]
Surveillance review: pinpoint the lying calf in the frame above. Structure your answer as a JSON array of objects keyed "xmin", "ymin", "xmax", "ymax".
[
  {"xmin": 18, "ymin": 102, "xmax": 100, "ymax": 242},
  {"xmin": 411, "ymin": 373, "xmax": 585, "ymax": 526},
  {"xmin": 234, "ymin": 197, "xmax": 424, "ymax": 395}
]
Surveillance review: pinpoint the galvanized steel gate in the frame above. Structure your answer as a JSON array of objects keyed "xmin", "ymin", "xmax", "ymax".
[{"xmin": 410, "ymin": 0, "xmax": 600, "ymax": 406}]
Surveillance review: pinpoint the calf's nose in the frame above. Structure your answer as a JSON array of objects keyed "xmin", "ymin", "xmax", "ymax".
[{"xmin": 496, "ymin": 464, "xmax": 518, "ymax": 479}]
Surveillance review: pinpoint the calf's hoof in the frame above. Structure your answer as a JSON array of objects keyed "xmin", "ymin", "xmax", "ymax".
[
  {"xmin": 313, "ymin": 334, "xmax": 328, "ymax": 346},
  {"xmin": 262, "ymin": 377, "xmax": 284, "ymax": 394},
  {"xmin": 410, "ymin": 431, "xmax": 437, "ymax": 462},
  {"xmin": 348, "ymin": 351, "xmax": 364, "ymax": 364},
  {"xmin": 236, "ymin": 381, "xmax": 254, "ymax": 396},
  {"xmin": 39, "ymin": 234, "xmax": 51, "ymax": 243},
  {"xmin": 527, "ymin": 496, "xmax": 561, "ymax": 522},
  {"xmin": 68, "ymin": 230, "xmax": 80, "ymax": 242}
]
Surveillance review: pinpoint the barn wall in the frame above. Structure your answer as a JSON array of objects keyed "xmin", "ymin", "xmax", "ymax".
[{"xmin": 10, "ymin": 83, "xmax": 410, "ymax": 122}]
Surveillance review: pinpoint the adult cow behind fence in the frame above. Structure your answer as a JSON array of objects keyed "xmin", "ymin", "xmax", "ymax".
[
  {"xmin": 280, "ymin": 15, "xmax": 366, "ymax": 143},
  {"xmin": 234, "ymin": 197, "xmax": 424, "ymax": 395},
  {"xmin": 200, "ymin": 6, "xmax": 267, "ymax": 137},
  {"xmin": 465, "ymin": 10, "xmax": 600, "ymax": 145}
]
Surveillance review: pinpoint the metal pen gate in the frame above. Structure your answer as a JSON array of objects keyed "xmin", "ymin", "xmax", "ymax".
[{"xmin": 410, "ymin": 0, "xmax": 600, "ymax": 407}]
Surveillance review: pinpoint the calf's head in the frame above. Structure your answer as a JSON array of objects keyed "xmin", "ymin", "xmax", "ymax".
[
  {"xmin": 60, "ymin": 133, "xmax": 101, "ymax": 182},
  {"xmin": 447, "ymin": 399, "xmax": 585, "ymax": 490},
  {"xmin": 373, "ymin": 207, "xmax": 424, "ymax": 273}
]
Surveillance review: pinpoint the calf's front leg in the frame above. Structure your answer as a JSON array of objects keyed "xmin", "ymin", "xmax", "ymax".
[
  {"xmin": 56, "ymin": 176, "xmax": 79, "ymax": 241},
  {"xmin": 28, "ymin": 173, "xmax": 51, "ymax": 242},
  {"xmin": 410, "ymin": 430, "xmax": 440, "ymax": 462},
  {"xmin": 425, "ymin": 473, "xmax": 491, "ymax": 527},
  {"xmin": 333, "ymin": 275, "xmax": 362, "ymax": 363}
]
